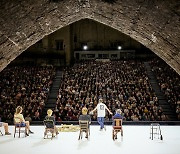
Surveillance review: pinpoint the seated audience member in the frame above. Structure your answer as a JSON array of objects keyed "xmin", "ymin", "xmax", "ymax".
[
  {"xmin": 44, "ymin": 109, "xmax": 59, "ymax": 135},
  {"xmin": 25, "ymin": 114, "xmax": 32, "ymax": 123},
  {"xmin": 0, "ymin": 117, "xmax": 11, "ymax": 135},
  {"xmin": 112, "ymin": 109, "xmax": 123, "ymax": 126},
  {"xmin": 14, "ymin": 106, "xmax": 34, "ymax": 136}
]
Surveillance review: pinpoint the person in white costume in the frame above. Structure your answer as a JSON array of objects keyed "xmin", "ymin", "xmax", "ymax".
[{"xmin": 92, "ymin": 98, "xmax": 112, "ymax": 130}]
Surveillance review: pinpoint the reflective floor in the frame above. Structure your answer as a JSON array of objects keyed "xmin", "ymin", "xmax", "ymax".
[{"xmin": 0, "ymin": 125, "xmax": 180, "ymax": 154}]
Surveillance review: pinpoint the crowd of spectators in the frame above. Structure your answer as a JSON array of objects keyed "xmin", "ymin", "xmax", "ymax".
[
  {"xmin": 150, "ymin": 58, "xmax": 180, "ymax": 120},
  {"xmin": 0, "ymin": 66, "xmax": 56, "ymax": 122},
  {"xmin": 53, "ymin": 60, "xmax": 166, "ymax": 121},
  {"xmin": 1, "ymin": 59, "xmax": 176, "ymax": 123}
]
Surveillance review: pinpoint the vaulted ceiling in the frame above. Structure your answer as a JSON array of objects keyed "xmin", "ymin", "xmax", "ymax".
[{"xmin": 0, "ymin": 0, "xmax": 179, "ymax": 74}]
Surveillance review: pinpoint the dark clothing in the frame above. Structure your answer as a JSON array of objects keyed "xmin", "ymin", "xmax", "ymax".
[
  {"xmin": 79, "ymin": 115, "xmax": 91, "ymax": 122},
  {"xmin": 79, "ymin": 114, "xmax": 91, "ymax": 128},
  {"xmin": 44, "ymin": 116, "xmax": 55, "ymax": 128},
  {"xmin": 45, "ymin": 115, "xmax": 55, "ymax": 121}
]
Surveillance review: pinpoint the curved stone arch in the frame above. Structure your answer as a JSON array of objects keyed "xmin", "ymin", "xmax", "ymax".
[{"xmin": 0, "ymin": 0, "xmax": 179, "ymax": 74}]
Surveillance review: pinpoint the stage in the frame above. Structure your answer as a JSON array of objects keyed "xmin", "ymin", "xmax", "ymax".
[{"xmin": 0, "ymin": 125, "xmax": 180, "ymax": 154}]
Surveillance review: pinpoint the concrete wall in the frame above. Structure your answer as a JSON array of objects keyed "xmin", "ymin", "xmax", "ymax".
[{"xmin": 0, "ymin": 0, "xmax": 179, "ymax": 74}]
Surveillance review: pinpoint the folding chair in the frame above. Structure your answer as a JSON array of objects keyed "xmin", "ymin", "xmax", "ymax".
[
  {"xmin": 43, "ymin": 120, "xmax": 55, "ymax": 139},
  {"xmin": 78, "ymin": 120, "xmax": 90, "ymax": 140},
  {"xmin": 14, "ymin": 122, "xmax": 27, "ymax": 138},
  {"xmin": 112, "ymin": 119, "xmax": 123, "ymax": 140}
]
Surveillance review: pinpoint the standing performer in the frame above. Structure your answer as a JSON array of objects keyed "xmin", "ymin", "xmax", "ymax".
[{"xmin": 92, "ymin": 98, "xmax": 112, "ymax": 131}]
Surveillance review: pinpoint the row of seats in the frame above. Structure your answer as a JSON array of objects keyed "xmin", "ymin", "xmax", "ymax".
[{"xmin": 8, "ymin": 119, "xmax": 123, "ymax": 140}]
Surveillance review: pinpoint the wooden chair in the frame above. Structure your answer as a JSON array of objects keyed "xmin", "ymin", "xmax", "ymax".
[
  {"xmin": 14, "ymin": 122, "xmax": 27, "ymax": 138},
  {"xmin": 78, "ymin": 120, "xmax": 90, "ymax": 140},
  {"xmin": 43, "ymin": 120, "xmax": 55, "ymax": 140},
  {"xmin": 112, "ymin": 119, "xmax": 123, "ymax": 140}
]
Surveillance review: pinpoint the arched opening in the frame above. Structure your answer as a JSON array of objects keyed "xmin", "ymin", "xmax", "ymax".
[
  {"xmin": 11, "ymin": 18, "xmax": 155, "ymax": 66},
  {"xmin": 0, "ymin": 0, "xmax": 179, "ymax": 74}
]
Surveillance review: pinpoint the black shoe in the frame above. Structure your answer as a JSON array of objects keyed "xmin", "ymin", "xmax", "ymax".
[
  {"xmin": 26, "ymin": 133, "xmax": 29, "ymax": 136},
  {"xmin": 5, "ymin": 132, "xmax": 11, "ymax": 135},
  {"xmin": 56, "ymin": 132, "xmax": 59, "ymax": 135},
  {"xmin": 29, "ymin": 130, "xmax": 34, "ymax": 134}
]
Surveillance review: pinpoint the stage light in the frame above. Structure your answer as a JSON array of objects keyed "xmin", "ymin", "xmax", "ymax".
[
  {"xmin": 83, "ymin": 45, "xmax": 88, "ymax": 50},
  {"xmin": 118, "ymin": 46, "xmax": 122, "ymax": 50}
]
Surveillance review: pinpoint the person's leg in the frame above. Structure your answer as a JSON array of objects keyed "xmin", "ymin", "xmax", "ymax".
[
  {"xmin": 101, "ymin": 117, "xmax": 104, "ymax": 129},
  {"xmin": 25, "ymin": 121, "xmax": 34, "ymax": 134},
  {"xmin": 25, "ymin": 121, "xmax": 29, "ymax": 132},
  {"xmin": 54, "ymin": 126, "xmax": 59, "ymax": 135},
  {"xmin": 97, "ymin": 117, "xmax": 101, "ymax": 129},
  {"xmin": 97, "ymin": 117, "xmax": 104, "ymax": 130},
  {"xmin": 3, "ymin": 123, "xmax": 11, "ymax": 135}
]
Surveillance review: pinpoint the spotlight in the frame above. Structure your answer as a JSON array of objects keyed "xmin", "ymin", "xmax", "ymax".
[
  {"xmin": 83, "ymin": 45, "xmax": 88, "ymax": 50},
  {"xmin": 118, "ymin": 46, "xmax": 122, "ymax": 50}
]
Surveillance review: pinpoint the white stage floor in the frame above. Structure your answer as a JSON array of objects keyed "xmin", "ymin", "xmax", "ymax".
[{"xmin": 0, "ymin": 125, "xmax": 180, "ymax": 154}]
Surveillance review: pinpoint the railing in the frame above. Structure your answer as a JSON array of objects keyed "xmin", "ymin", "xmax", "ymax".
[{"xmin": 26, "ymin": 121, "xmax": 180, "ymax": 126}]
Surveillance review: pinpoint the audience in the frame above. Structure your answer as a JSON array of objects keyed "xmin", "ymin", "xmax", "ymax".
[
  {"xmin": 1, "ymin": 59, "xmax": 178, "ymax": 122},
  {"xmin": 54, "ymin": 60, "xmax": 165, "ymax": 121},
  {"xmin": 150, "ymin": 58, "xmax": 180, "ymax": 120},
  {"xmin": 0, "ymin": 66, "xmax": 56, "ymax": 122}
]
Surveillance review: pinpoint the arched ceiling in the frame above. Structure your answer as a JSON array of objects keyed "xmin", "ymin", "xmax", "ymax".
[{"xmin": 0, "ymin": 0, "xmax": 180, "ymax": 74}]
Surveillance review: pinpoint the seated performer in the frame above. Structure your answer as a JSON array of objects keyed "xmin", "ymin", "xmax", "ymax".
[
  {"xmin": 14, "ymin": 106, "xmax": 34, "ymax": 136},
  {"xmin": 79, "ymin": 107, "xmax": 91, "ymax": 138},
  {"xmin": 0, "ymin": 117, "xmax": 11, "ymax": 135},
  {"xmin": 112, "ymin": 109, "xmax": 123, "ymax": 125},
  {"xmin": 79, "ymin": 107, "xmax": 91, "ymax": 127},
  {"xmin": 44, "ymin": 109, "xmax": 59, "ymax": 136},
  {"xmin": 112, "ymin": 109, "xmax": 123, "ymax": 139}
]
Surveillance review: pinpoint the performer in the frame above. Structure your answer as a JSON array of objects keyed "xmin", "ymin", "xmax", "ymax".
[
  {"xmin": 14, "ymin": 106, "xmax": 34, "ymax": 136},
  {"xmin": 79, "ymin": 107, "xmax": 91, "ymax": 126},
  {"xmin": 92, "ymin": 98, "xmax": 112, "ymax": 131},
  {"xmin": 112, "ymin": 109, "xmax": 123, "ymax": 139},
  {"xmin": 0, "ymin": 117, "xmax": 11, "ymax": 135},
  {"xmin": 44, "ymin": 109, "xmax": 59, "ymax": 135},
  {"xmin": 79, "ymin": 107, "xmax": 91, "ymax": 138},
  {"xmin": 112, "ymin": 109, "xmax": 123, "ymax": 125}
]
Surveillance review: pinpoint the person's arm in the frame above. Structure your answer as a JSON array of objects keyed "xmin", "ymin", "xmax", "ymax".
[
  {"xmin": 52, "ymin": 116, "xmax": 56, "ymax": 125},
  {"xmin": 79, "ymin": 115, "xmax": 82, "ymax": 124},
  {"xmin": 92, "ymin": 106, "xmax": 97, "ymax": 113},
  {"xmin": 105, "ymin": 106, "xmax": 112, "ymax": 115},
  {"xmin": 21, "ymin": 114, "xmax": 26, "ymax": 122},
  {"xmin": 14, "ymin": 114, "xmax": 25, "ymax": 123}
]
